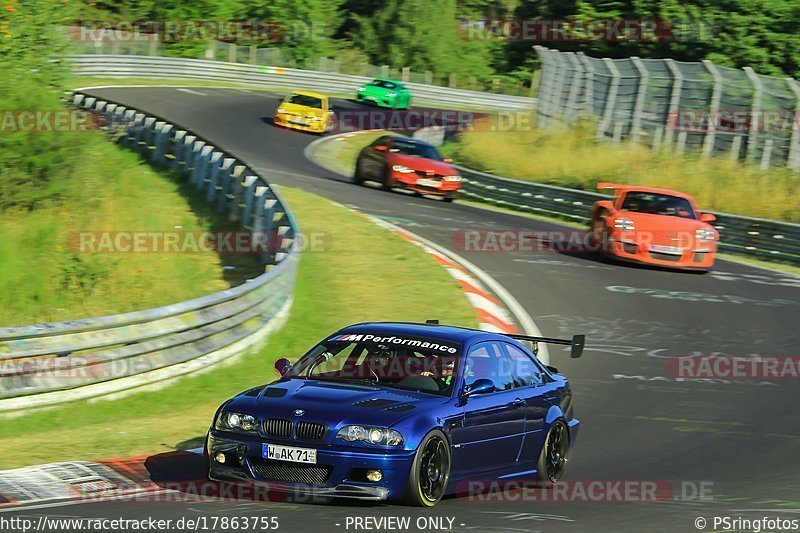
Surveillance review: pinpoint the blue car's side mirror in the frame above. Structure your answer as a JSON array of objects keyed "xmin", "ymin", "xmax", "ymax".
[
  {"xmin": 274, "ymin": 357, "xmax": 292, "ymax": 377},
  {"xmin": 463, "ymin": 378, "xmax": 495, "ymax": 397}
]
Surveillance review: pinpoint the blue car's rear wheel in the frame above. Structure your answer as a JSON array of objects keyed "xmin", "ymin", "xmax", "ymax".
[
  {"xmin": 403, "ymin": 430, "xmax": 450, "ymax": 507},
  {"xmin": 538, "ymin": 419, "xmax": 569, "ymax": 482}
]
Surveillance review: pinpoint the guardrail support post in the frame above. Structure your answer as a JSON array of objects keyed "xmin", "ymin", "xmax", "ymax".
[
  {"xmin": 250, "ymin": 186, "xmax": 268, "ymax": 233},
  {"xmin": 206, "ymin": 152, "xmax": 224, "ymax": 202},
  {"xmin": 743, "ymin": 67, "xmax": 763, "ymax": 164},
  {"xmin": 189, "ymin": 141, "xmax": 208, "ymax": 186},
  {"xmin": 630, "ymin": 57, "xmax": 649, "ymax": 145},
  {"xmin": 240, "ymin": 175, "xmax": 258, "ymax": 227},
  {"xmin": 598, "ymin": 58, "xmax": 620, "ymax": 139},
  {"xmin": 576, "ymin": 52, "xmax": 594, "ymax": 117},
  {"xmin": 260, "ymin": 198, "xmax": 279, "ymax": 265},
  {"xmin": 224, "ymin": 165, "xmax": 246, "ymax": 217},
  {"xmin": 786, "ymin": 78, "xmax": 800, "ymax": 170},
  {"xmin": 171, "ymin": 130, "xmax": 186, "ymax": 169},
  {"xmin": 761, "ymin": 139, "xmax": 773, "ymax": 170},
  {"xmin": 563, "ymin": 52, "xmax": 583, "ymax": 124},
  {"xmin": 142, "ymin": 117, "xmax": 156, "ymax": 151},
  {"xmin": 731, "ymin": 135, "xmax": 744, "ymax": 161},
  {"xmin": 181, "ymin": 135, "xmax": 197, "ymax": 172},
  {"xmin": 663, "ymin": 59, "xmax": 683, "ymax": 151},
  {"xmin": 152, "ymin": 122, "xmax": 171, "ymax": 163},
  {"xmin": 215, "ymin": 158, "xmax": 236, "ymax": 212},
  {"xmin": 533, "ymin": 46, "xmax": 555, "ymax": 127},
  {"xmin": 702, "ymin": 60, "xmax": 723, "ymax": 157}
]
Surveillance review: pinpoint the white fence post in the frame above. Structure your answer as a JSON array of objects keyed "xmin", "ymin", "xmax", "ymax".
[
  {"xmin": 786, "ymin": 78, "xmax": 800, "ymax": 171},
  {"xmin": 630, "ymin": 57, "xmax": 649, "ymax": 144},
  {"xmin": 702, "ymin": 60, "xmax": 723, "ymax": 158},
  {"xmin": 744, "ymin": 67, "xmax": 763, "ymax": 164},
  {"xmin": 598, "ymin": 58, "xmax": 620, "ymax": 139},
  {"xmin": 576, "ymin": 52, "xmax": 594, "ymax": 117},
  {"xmin": 664, "ymin": 59, "xmax": 683, "ymax": 151}
]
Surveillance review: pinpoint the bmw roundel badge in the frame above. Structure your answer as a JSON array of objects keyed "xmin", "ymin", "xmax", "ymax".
[{"xmin": 293, "ymin": 409, "xmax": 305, "ymax": 416}]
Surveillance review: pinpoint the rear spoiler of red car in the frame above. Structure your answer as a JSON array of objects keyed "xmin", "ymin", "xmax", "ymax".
[{"xmin": 507, "ymin": 334, "xmax": 586, "ymax": 359}]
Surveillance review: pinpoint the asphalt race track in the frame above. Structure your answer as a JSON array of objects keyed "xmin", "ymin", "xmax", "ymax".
[{"xmin": 7, "ymin": 86, "xmax": 799, "ymax": 532}]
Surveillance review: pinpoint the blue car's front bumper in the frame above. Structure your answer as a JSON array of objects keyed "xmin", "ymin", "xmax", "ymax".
[{"xmin": 207, "ymin": 430, "xmax": 415, "ymax": 501}]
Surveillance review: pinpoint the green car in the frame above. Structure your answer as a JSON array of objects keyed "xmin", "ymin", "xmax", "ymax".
[{"xmin": 355, "ymin": 78, "xmax": 412, "ymax": 109}]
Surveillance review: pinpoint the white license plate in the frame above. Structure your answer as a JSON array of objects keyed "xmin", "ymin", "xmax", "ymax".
[
  {"xmin": 262, "ymin": 443, "xmax": 317, "ymax": 464},
  {"xmin": 417, "ymin": 178, "xmax": 441, "ymax": 188},
  {"xmin": 290, "ymin": 119, "xmax": 308, "ymax": 125},
  {"xmin": 649, "ymin": 245, "xmax": 682, "ymax": 255}
]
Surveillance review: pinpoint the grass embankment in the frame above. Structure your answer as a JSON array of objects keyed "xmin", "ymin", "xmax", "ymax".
[
  {"xmin": 0, "ymin": 187, "xmax": 478, "ymax": 469},
  {"xmin": 0, "ymin": 144, "xmax": 235, "ymax": 326},
  {"xmin": 441, "ymin": 123, "xmax": 800, "ymax": 223}
]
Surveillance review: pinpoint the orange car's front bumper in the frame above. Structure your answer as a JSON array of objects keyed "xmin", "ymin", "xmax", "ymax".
[{"xmin": 606, "ymin": 239, "xmax": 716, "ymax": 270}]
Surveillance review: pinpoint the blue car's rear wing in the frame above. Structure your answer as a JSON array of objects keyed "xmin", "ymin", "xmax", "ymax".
[{"xmin": 507, "ymin": 334, "xmax": 586, "ymax": 359}]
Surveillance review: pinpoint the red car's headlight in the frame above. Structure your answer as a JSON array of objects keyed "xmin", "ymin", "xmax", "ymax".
[{"xmin": 392, "ymin": 164, "xmax": 415, "ymax": 174}]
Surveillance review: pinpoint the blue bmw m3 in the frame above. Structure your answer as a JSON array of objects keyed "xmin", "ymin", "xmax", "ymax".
[{"xmin": 206, "ymin": 322, "xmax": 584, "ymax": 507}]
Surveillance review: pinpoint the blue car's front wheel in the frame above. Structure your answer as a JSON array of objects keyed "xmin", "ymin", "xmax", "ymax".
[{"xmin": 403, "ymin": 430, "xmax": 450, "ymax": 507}]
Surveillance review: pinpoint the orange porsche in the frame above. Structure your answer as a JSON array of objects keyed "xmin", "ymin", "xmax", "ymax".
[{"xmin": 589, "ymin": 183, "xmax": 719, "ymax": 270}]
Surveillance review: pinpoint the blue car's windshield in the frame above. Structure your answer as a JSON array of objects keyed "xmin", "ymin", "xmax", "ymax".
[{"xmin": 287, "ymin": 333, "xmax": 462, "ymax": 396}]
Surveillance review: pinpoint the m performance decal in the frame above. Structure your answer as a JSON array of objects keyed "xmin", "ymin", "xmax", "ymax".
[{"xmin": 329, "ymin": 334, "xmax": 459, "ymax": 353}]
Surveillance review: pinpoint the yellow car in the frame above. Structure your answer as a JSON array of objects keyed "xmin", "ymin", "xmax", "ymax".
[{"xmin": 273, "ymin": 90, "xmax": 334, "ymax": 134}]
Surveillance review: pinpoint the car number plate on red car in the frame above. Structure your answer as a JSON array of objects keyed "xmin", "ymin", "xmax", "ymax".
[
  {"xmin": 262, "ymin": 443, "xmax": 317, "ymax": 464},
  {"xmin": 417, "ymin": 178, "xmax": 441, "ymax": 188}
]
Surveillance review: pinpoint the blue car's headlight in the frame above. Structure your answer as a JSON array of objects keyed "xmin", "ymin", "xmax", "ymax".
[
  {"xmin": 336, "ymin": 425, "xmax": 404, "ymax": 447},
  {"xmin": 215, "ymin": 411, "xmax": 258, "ymax": 433}
]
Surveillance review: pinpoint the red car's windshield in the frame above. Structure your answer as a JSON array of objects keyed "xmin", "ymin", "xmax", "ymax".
[{"xmin": 621, "ymin": 192, "xmax": 697, "ymax": 219}]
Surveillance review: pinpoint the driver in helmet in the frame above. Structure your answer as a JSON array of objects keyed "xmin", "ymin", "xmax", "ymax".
[{"xmin": 420, "ymin": 358, "xmax": 455, "ymax": 387}]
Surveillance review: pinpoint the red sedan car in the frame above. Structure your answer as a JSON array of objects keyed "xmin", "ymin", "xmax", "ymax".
[
  {"xmin": 354, "ymin": 135, "xmax": 462, "ymax": 202},
  {"xmin": 590, "ymin": 183, "xmax": 719, "ymax": 270}
]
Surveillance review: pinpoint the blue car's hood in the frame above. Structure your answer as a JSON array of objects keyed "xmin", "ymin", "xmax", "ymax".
[{"xmin": 225, "ymin": 378, "xmax": 448, "ymax": 427}]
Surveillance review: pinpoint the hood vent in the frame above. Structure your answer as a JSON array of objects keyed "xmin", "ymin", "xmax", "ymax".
[
  {"xmin": 353, "ymin": 398, "xmax": 398, "ymax": 409},
  {"xmin": 262, "ymin": 388, "xmax": 288, "ymax": 398},
  {"xmin": 384, "ymin": 404, "xmax": 415, "ymax": 413}
]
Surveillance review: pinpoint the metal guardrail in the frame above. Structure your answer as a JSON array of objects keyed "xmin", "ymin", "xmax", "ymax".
[
  {"xmin": 0, "ymin": 90, "xmax": 300, "ymax": 411},
  {"xmin": 458, "ymin": 165, "xmax": 800, "ymax": 265},
  {"xmin": 534, "ymin": 46, "xmax": 800, "ymax": 170},
  {"xmin": 69, "ymin": 55, "xmax": 536, "ymax": 111}
]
